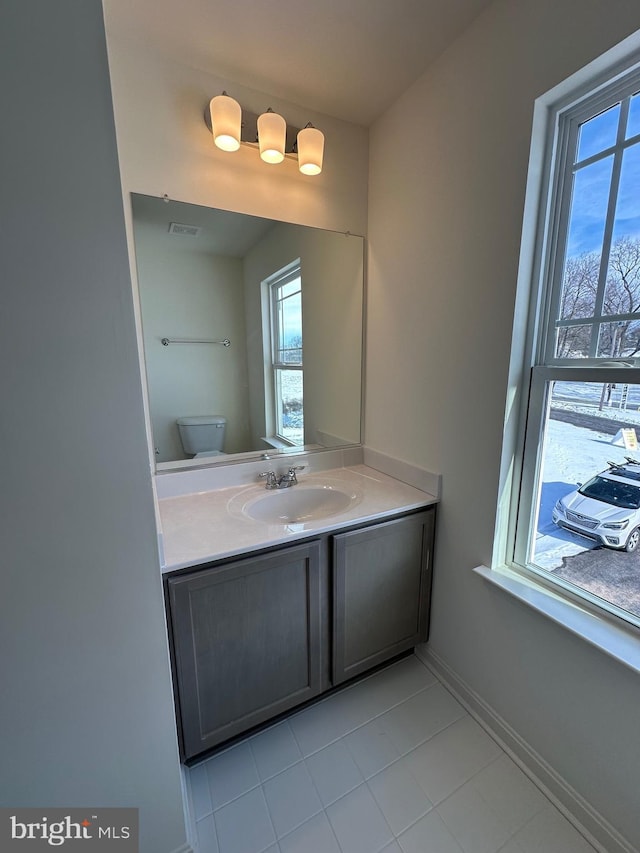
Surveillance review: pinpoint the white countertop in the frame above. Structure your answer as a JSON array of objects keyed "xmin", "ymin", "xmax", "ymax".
[{"xmin": 158, "ymin": 464, "xmax": 437, "ymax": 572}]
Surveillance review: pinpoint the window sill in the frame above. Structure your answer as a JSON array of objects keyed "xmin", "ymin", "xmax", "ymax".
[
  {"xmin": 474, "ymin": 564, "xmax": 640, "ymax": 675},
  {"xmin": 261, "ymin": 436, "xmax": 296, "ymax": 450}
]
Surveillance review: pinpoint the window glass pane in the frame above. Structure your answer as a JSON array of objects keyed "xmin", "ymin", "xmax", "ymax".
[
  {"xmin": 554, "ymin": 324, "xmax": 592, "ymax": 359},
  {"xmin": 564, "ymin": 155, "xmax": 613, "ymax": 267},
  {"xmin": 558, "ymin": 252, "xmax": 600, "ymax": 321},
  {"xmin": 274, "ymin": 283, "xmax": 302, "ymax": 364},
  {"xmin": 576, "ymin": 104, "xmax": 620, "ymax": 162},
  {"xmin": 597, "ymin": 320, "xmax": 640, "ymax": 358},
  {"xmin": 531, "ymin": 380, "xmax": 640, "ymax": 622},
  {"xmin": 601, "ymin": 144, "xmax": 640, "ymax": 319},
  {"xmin": 610, "ymin": 142, "xmax": 640, "ymax": 245},
  {"xmin": 275, "ymin": 369, "xmax": 303, "ymax": 444},
  {"xmin": 626, "ymin": 91, "xmax": 640, "ymax": 139},
  {"xmin": 280, "ymin": 279, "xmax": 301, "ymax": 300}
]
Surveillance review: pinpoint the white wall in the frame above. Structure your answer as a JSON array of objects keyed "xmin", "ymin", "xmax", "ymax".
[
  {"xmin": 104, "ymin": 33, "xmax": 369, "ymax": 235},
  {"xmin": 0, "ymin": 4, "xmax": 187, "ymax": 853},
  {"xmin": 133, "ymin": 219, "xmax": 250, "ymax": 460},
  {"xmin": 367, "ymin": 0, "xmax": 640, "ymax": 847}
]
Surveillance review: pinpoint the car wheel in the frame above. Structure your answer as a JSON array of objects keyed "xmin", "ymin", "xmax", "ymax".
[{"xmin": 625, "ymin": 527, "xmax": 640, "ymax": 553}]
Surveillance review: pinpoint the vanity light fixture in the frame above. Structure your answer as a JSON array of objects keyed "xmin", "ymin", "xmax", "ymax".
[
  {"xmin": 205, "ymin": 93, "xmax": 324, "ymax": 175},
  {"xmin": 297, "ymin": 123, "xmax": 325, "ymax": 176},
  {"xmin": 257, "ymin": 108, "xmax": 286, "ymax": 164},
  {"xmin": 209, "ymin": 93, "xmax": 242, "ymax": 152}
]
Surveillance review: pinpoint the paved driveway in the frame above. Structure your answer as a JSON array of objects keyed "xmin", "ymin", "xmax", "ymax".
[{"xmin": 553, "ymin": 545, "xmax": 640, "ymax": 618}]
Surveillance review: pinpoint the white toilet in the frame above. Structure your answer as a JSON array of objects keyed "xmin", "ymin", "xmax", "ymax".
[{"xmin": 177, "ymin": 415, "xmax": 227, "ymax": 458}]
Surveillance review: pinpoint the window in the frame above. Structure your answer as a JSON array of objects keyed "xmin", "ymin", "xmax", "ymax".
[
  {"xmin": 513, "ymin": 60, "xmax": 640, "ymax": 628},
  {"xmin": 268, "ymin": 264, "xmax": 303, "ymax": 445}
]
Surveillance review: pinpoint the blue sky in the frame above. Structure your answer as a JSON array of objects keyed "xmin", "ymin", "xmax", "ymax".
[{"xmin": 567, "ymin": 97, "xmax": 640, "ymax": 257}]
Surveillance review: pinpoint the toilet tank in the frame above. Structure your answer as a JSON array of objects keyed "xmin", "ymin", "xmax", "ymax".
[{"xmin": 177, "ymin": 415, "xmax": 227, "ymax": 455}]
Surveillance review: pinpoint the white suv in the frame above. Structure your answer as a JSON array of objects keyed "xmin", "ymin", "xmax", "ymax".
[{"xmin": 552, "ymin": 459, "xmax": 640, "ymax": 552}]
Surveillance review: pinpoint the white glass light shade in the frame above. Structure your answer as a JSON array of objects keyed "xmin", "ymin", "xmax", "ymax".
[
  {"xmin": 257, "ymin": 111, "xmax": 286, "ymax": 164},
  {"xmin": 209, "ymin": 95, "xmax": 241, "ymax": 152},
  {"xmin": 297, "ymin": 126, "xmax": 324, "ymax": 175}
]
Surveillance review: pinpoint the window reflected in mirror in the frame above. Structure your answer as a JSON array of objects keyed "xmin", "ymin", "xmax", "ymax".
[
  {"xmin": 266, "ymin": 262, "xmax": 304, "ymax": 447},
  {"xmin": 130, "ymin": 194, "xmax": 364, "ymax": 468}
]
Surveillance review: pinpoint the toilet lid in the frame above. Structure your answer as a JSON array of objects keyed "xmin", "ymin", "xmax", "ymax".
[{"xmin": 177, "ymin": 415, "xmax": 226, "ymax": 426}]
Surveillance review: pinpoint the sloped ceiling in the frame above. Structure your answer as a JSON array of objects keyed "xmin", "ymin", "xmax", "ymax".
[{"xmin": 103, "ymin": 0, "xmax": 494, "ymax": 126}]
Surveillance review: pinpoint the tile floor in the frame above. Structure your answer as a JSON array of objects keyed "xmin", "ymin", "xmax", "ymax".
[{"xmin": 189, "ymin": 655, "xmax": 597, "ymax": 853}]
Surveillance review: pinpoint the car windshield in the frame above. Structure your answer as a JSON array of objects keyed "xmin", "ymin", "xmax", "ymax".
[{"xmin": 579, "ymin": 475, "xmax": 640, "ymax": 510}]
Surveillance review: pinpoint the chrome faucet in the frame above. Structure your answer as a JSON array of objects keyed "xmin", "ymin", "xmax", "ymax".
[
  {"xmin": 258, "ymin": 466, "xmax": 305, "ymax": 489},
  {"xmin": 279, "ymin": 466, "xmax": 305, "ymax": 487},
  {"xmin": 258, "ymin": 471, "xmax": 279, "ymax": 489}
]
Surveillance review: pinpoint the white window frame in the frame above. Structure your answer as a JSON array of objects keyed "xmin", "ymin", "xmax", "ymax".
[
  {"xmin": 266, "ymin": 262, "xmax": 303, "ymax": 446},
  {"xmin": 506, "ymin": 52, "xmax": 640, "ymax": 631}
]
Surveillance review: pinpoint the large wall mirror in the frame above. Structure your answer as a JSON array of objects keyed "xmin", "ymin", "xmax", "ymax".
[{"xmin": 131, "ymin": 194, "xmax": 364, "ymax": 470}]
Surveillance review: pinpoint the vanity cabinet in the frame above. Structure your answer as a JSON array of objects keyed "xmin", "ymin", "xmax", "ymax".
[
  {"xmin": 333, "ymin": 510, "xmax": 434, "ymax": 685},
  {"xmin": 166, "ymin": 507, "xmax": 434, "ymax": 762},
  {"xmin": 167, "ymin": 541, "xmax": 324, "ymax": 760}
]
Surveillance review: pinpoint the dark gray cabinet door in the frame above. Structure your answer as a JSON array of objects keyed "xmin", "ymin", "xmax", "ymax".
[
  {"xmin": 167, "ymin": 541, "xmax": 322, "ymax": 760},
  {"xmin": 332, "ymin": 509, "xmax": 434, "ymax": 685}
]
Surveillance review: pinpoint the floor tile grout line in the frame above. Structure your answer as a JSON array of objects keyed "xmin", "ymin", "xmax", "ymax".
[
  {"xmin": 191, "ymin": 655, "xmax": 599, "ymax": 853},
  {"xmin": 248, "ymin": 721, "xmax": 305, "ymax": 783},
  {"xmin": 341, "ymin": 729, "xmax": 395, "ymax": 781},
  {"xmin": 291, "ymin": 680, "xmax": 458, "ymax": 760},
  {"xmin": 314, "ymin": 774, "xmax": 396, "ymax": 851},
  {"xmin": 261, "ymin": 747, "xmax": 347, "ymax": 853},
  {"xmin": 254, "ymin": 783, "xmax": 279, "ymax": 853},
  {"xmin": 286, "ymin": 714, "xmax": 307, "ymax": 762},
  {"xmin": 272, "ymin": 803, "xmax": 325, "ymax": 843},
  {"xmin": 342, "ymin": 672, "xmax": 442, "ymax": 714},
  {"xmin": 363, "ymin": 772, "xmax": 434, "ymax": 842},
  {"xmin": 195, "ymin": 658, "xmax": 436, "ymax": 769},
  {"xmin": 209, "ymin": 783, "xmax": 277, "ymax": 853},
  {"xmin": 384, "ymin": 707, "xmax": 470, "ymax": 761},
  {"xmin": 441, "ymin": 754, "xmax": 551, "ymax": 850},
  {"xmin": 341, "ymin": 707, "xmax": 473, "ymax": 784},
  {"xmin": 423, "ymin": 754, "xmax": 570, "ymax": 852},
  {"xmin": 198, "ymin": 665, "xmax": 473, "ymax": 827},
  {"xmin": 290, "ymin": 745, "xmax": 343, "ymax": 848},
  {"xmin": 416, "ymin": 750, "xmax": 505, "ymax": 811},
  {"xmin": 209, "ymin": 779, "xmax": 262, "ymax": 813},
  {"xmin": 189, "ymin": 764, "xmax": 213, "ymax": 823},
  {"xmin": 205, "ymin": 738, "xmax": 261, "ymax": 812},
  {"xmin": 300, "ymin": 734, "xmax": 366, "ymax": 807},
  {"xmin": 498, "ymin": 800, "xmax": 600, "ymax": 853},
  {"xmin": 347, "ymin": 735, "xmax": 507, "ymax": 845},
  {"xmin": 419, "ymin": 657, "xmax": 604, "ymax": 851},
  {"xmin": 287, "ymin": 661, "xmax": 438, "ymax": 726},
  {"xmin": 276, "ymin": 804, "xmax": 344, "ymax": 852},
  {"xmin": 197, "ymin": 660, "xmax": 512, "ymax": 851},
  {"xmin": 210, "ymin": 805, "xmax": 222, "ymax": 853},
  {"xmin": 277, "ymin": 765, "xmax": 323, "ymax": 839}
]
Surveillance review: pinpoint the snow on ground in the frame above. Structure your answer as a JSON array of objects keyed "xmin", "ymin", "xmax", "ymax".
[{"xmin": 533, "ymin": 416, "xmax": 638, "ymax": 570}]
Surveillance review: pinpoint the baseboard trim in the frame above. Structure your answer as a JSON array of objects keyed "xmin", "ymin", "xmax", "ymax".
[
  {"xmin": 416, "ymin": 646, "xmax": 636, "ymax": 853},
  {"xmin": 170, "ymin": 844, "xmax": 194, "ymax": 853}
]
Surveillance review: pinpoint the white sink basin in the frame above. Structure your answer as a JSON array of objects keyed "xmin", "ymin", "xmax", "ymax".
[{"xmin": 232, "ymin": 482, "xmax": 362, "ymax": 524}]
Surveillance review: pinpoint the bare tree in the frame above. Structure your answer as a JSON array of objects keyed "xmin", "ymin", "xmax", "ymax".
[
  {"xmin": 557, "ymin": 251, "xmax": 599, "ymax": 357},
  {"xmin": 557, "ymin": 236, "xmax": 640, "ymax": 358},
  {"xmin": 602, "ymin": 236, "xmax": 640, "ymax": 357}
]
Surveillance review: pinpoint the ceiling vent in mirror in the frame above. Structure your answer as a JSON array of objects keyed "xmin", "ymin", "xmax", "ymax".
[{"xmin": 168, "ymin": 222, "xmax": 202, "ymax": 237}]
